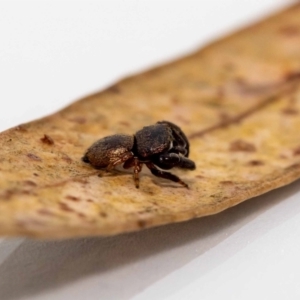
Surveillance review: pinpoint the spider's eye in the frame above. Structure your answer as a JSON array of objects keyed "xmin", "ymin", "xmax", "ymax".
[
  {"xmin": 159, "ymin": 154, "xmax": 180, "ymax": 165},
  {"xmin": 159, "ymin": 156, "xmax": 169, "ymax": 163}
]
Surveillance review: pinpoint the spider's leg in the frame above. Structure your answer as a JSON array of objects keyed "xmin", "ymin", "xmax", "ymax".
[
  {"xmin": 106, "ymin": 151, "xmax": 133, "ymax": 171},
  {"xmin": 123, "ymin": 157, "xmax": 135, "ymax": 169},
  {"xmin": 133, "ymin": 157, "xmax": 143, "ymax": 188},
  {"xmin": 122, "ymin": 156, "xmax": 143, "ymax": 188},
  {"xmin": 153, "ymin": 153, "xmax": 196, "ymax": 170},
  {"xmin": 146, "ymin": 162, "xmax": 189, "ymax": 188}
]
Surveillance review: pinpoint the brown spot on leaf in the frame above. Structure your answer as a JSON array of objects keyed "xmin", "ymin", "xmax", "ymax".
[
  {"xmin": 99, "ymin": 212, "xmax": 107, "ymax": 218},
  {"xmin": 1, "ymin": 188, "xmax": 16, "ymax": 200},
  {"xmin": 1, "ymin": 187, "xmax": 37, "ymax": 200},
  {"xmin": 66, "ymin": 195, "xmax": 80, "ymax": 201},
  {"xmin": 33, "ymin": 173, "xmax": 39, "ymax": 177},
  {"xmin": 23, "ymin": 180, "xmax": 37, "ymax": 186},
  {"xmin": 286, "ymin": 163, "xmax": 300, "ymax": 171},
  {"xmin": 171, "ymin": 97, "xmax": 180, "ymax": 104},
  {"xmin": 119, "ymin": 121, "xmax": 130, "ymax": 127},
  {"xmin": 108, "ymin": 85, "xmax": 121, "ymax": 93},
  {"xmin": 217, "ymin": 86, "xmax": 225, "ymax": 99},
  {"xmin": 223, "ymin": 62, "xmax": 235, "ymax": 72},
  {"xmin": 37, "ymin": 209, "xmax": 54, "ymax": 216},
  {"xmin": 229, "ymin": 140, "xmax": 256, "ymax": 152},
  {"xmin": 137, "ymin": 220, "xmax": 147, "ymax": 228},
  {"xmin": 285, "ymin": 71, "xmax": 300, "ymax": 82},
  {"xmin": 279, "ymin": 25, "xmax": 300, "ymax": 36},
  {"xmin": 16, "ymin": 219, "xmax": 45, "ymax": 228},
  {"xmin": 282, "ymin": 108, "xmax": 298, "ymax": 115},
  {"xmin": 248, "ymin": 160, "xmax": 264, "ymax": 166},
  {"xmin": 74, "ymin": 178, "xmax": 88, "ymax": 184},
  {"xmin": 234, "ymin": 77, "xmax": 274, "ymax": 96},
  {"xmin": 176, "ymin": 115, "xmax": 190, "ymax": 124},
  {"xmin": 219, "ymin": 112, "xmax": 230, "ymax": 122},
  {"xmin": 220, "ymin": 180, "xmax": 234, "ymax": 185},
  {"xmin": 21, "ymin": 190, "xmax": 33, "ymax": 195},
  {"xmin": 69, "ymin": 117, "xmax": 86, "ymax": 124},
  {"xmin": 15, "ymin": 124, "xmax": 28, "ymax": 132},
  {"xmin": 61, "ymin": 153, "xmax": 72, "ymax": 163},
  {"xmin": 27, "ymin": 153, "xmax": 42, "ymax": 161},
  {"xmin": 40, "ymin": 134, "xmax": 54, "ymax": 145},
  {"xmin": 293, "ymin": 147, "xmax": 300, "ymax": 156},
  {"xmin": 59, "ymin": 203, "xmax": 74, "ymax": 212}
]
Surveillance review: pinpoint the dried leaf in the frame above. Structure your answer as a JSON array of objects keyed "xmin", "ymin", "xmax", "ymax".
[{"xmin": 1, "ymin": 5, "xmax": 300, "ymax": 239}]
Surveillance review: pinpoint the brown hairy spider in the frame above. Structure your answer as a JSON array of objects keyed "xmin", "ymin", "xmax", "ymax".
[{"xmin": 82, "ymin": 121, "xmax": 196, "ymax": 188}]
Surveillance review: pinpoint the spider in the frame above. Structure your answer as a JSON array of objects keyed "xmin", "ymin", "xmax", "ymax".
[{"xmin": 82, "ymin": 121, "xmax": 196, "ymax": 188}]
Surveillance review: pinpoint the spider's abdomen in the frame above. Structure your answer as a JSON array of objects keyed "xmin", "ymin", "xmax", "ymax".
[
  {"xmin": 82, "ymin": 134, "xmax": 134, "ymax": 168},
  {"xmin": 135, "ymin": 124, "xmax": 172, "ymax": 158}
]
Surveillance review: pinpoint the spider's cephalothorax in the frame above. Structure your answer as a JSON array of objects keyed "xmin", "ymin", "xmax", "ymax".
[{"xmin": 82, "ymin": 121, "xmax": 196, "ymax": 188}]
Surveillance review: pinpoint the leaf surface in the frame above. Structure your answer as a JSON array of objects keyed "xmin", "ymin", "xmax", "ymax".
[{"xmin": 1, "ymin": 5, "xmax": 300, "ymax": 238}]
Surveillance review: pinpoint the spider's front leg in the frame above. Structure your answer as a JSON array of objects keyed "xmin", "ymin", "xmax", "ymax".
[
  {"xmin": 153, "ymin": 152, "xmax": 196, "ymax": 170},
  {"xmin": 146, "ymin": 162, "xmax": 189, "ymax": 188},
  {"xmin": 123, "ymin": 157, "xmax": 143, "ymax": 188}
]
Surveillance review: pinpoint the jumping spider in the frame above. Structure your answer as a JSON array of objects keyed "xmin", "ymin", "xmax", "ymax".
[{"xmin": 82, "ymin": 121, "xmax": 196, "ymax": 188}]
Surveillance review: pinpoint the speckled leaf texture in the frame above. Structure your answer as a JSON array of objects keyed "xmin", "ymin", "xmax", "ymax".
[{"xmin": 1, "ymin": 5, "xmax": 300, "ymax": 239}]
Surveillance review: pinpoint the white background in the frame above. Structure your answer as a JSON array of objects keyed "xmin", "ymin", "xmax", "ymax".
[{"xmin": 0, "ymin": 1, "xmax": 300, "ymax": 299}]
